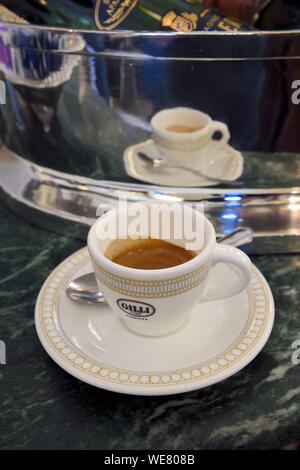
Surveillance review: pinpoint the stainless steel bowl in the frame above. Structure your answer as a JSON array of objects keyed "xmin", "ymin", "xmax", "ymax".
[{"xmin": 1, "ymin": 22, "xmax": 300, "ymax": 252}]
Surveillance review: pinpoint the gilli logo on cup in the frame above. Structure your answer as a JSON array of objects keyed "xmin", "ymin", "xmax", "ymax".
[{"xmin": 117, "ymin": 299, "xmax": 156, "ymax": 319}]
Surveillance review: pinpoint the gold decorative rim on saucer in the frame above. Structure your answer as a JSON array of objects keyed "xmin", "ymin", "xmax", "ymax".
[{"xmin": 35, "ymin": 247, "xmax": 274, "ymax": 394}]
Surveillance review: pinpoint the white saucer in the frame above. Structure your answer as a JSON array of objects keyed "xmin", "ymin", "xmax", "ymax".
[
  {"xmin": 124, "ymin": 139, "xmax": 244, "ymax": 187},
  {"xmin": 35, "ymin": 248, "xmax": 274, "ymax": 396}
]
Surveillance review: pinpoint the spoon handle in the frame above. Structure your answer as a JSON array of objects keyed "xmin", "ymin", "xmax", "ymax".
[
  {"xmin": 217, "ymin": 227, "xmax": 254, "ymax": 247},
  {"xmin": 138, "ymin": 151, "xmax": 241, "ymax": 186},
  {"xmin": 175, "ymin": 164, "xmax": 241, "ymax": 186}
]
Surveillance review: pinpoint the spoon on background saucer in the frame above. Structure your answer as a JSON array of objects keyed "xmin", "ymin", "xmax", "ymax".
[
  {"xmin": 67, "ymin": 227, "xmax": 254, "ymax": 305},
  {"xmin": 138, "ymin": 151, "xmax": 242, "ymax": 186}
]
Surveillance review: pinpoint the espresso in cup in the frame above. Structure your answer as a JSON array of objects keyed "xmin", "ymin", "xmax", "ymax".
[
  {"xmin": 166, "ymin": 124, "xmax": 203, "ymax": 134},
  {"xmin": 105, "ymin": 238, "xmax": 196, "ymax": 270}
]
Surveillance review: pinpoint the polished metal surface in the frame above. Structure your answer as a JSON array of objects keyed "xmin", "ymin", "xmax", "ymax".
[
  {"xmin": 2, "ymin": 147, "xmax": 300, "ymax": 254},
  {"xmin": 66, "ymin": 227, "xmax": 254, "ymax": 305},
  {"xmin": 0, "ymin": 21, "xmax": 300, "ymax": 253},
  {"xmin": 1, "ymin": 20, "xmax": 300, "ymax": 184}
]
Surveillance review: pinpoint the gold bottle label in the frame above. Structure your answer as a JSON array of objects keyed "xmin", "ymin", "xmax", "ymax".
[
  {"xmin": 162, "ymin": 11, "xmax": 198, "ymax": 32},
  {"xmin": 162, "ymin": 8, "xmax": 251, "ymax": 32},
  {"xmin": 94, "ymin": 0, "xmax": 252, "ymax": 32},
  {"xmin": 94, "ymin": 0, "xmax": 138, "ymax": 31}
]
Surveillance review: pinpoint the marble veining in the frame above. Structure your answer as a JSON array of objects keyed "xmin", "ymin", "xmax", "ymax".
[{"xmin": 0, "ymin": 203, "xmax": 299, "ymax": 449}]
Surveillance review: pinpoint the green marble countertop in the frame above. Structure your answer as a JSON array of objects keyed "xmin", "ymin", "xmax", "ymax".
[{"xmin": 0, "ymin": 202, "xmax": 299, "ymax": 450}]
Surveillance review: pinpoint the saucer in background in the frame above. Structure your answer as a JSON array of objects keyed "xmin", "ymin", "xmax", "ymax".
[{"xmin": 123, "ymin": 139, "xmax": 243, "ymax": 187}]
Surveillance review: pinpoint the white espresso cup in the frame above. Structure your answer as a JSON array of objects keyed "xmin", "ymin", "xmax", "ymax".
[
  {"xmin": 151, "ymin": 107, "xmax": 230, "ymax": 154},
  {"xmin": 87, "ymin": 204, "xmax": 252, "ymax": 337}
]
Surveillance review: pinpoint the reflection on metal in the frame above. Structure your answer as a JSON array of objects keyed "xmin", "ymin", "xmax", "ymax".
[
  {"xmin": 1, "ymin": 22, "xmax": 300, "ymax": 253},
  {"xmin": 0, "ymin": 25, "xmax": 85, "ymax": 88},
  {"xmin": 1, "ymin": 146, "xmax": 300, "ymax": 254},
  {"xmin": 1, "ymin": 20, "xmax": 300, "ymax": 180}
]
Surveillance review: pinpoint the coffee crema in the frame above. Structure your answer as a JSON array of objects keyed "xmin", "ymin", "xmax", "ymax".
[
  {"xmin": 166, "ymin": 124, "xmax": 202, "ymax": 134},
  {"xmin": 105, "ymin": 238, "xmax": 196, "ymax": 270}
]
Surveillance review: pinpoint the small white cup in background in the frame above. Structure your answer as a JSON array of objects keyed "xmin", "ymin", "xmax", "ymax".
[{"xmin": 151, "ymin": 107, "xmax": 230, "ymax": 160}]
